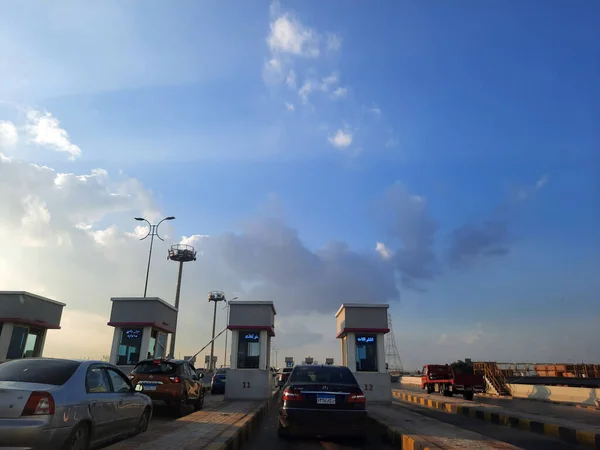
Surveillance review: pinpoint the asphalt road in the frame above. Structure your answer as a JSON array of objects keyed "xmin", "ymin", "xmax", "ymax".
[
  {"xmin": 391, "ymin": 400, "xmax": 589, "ymax": 450},
  {"xmin": 243, "ymin": 404, "xmax": 396, "ymax": 450}
]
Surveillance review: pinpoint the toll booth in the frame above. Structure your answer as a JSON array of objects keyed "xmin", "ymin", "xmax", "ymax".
[
  {"xmin": 284, "ymin": 356, "xmax": 294, "ymax": 368},
  {"xmin": 226, "ymin": 301, "xmax": 276, "ymax": 400},
  {"xmin": 304, "ymin": 356, "xmax": 314, "ymax": 364},
  {"xmin": 108, "ymin": 297, "xmax": 177, "ymax": 373},
  {"xmin": 335, "ymin": 303, "xmax": 392, "ymax": 404},
  {"xmin": 0, "ymin": 291, "xmax": 65, "ymax": 362},
  {"xmin": 325, "ymin": 358, "xmax": 334, "ymax": 365}
]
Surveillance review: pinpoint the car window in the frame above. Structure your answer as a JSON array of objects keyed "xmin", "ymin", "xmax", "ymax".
[
  {"xmin": 289, "ymin": 366, "xmax": 357, "ymax": 384},
  {"xmin": 183, "ymin": 364, "xmax": 194, "ymax": 378},
  {"xmin": 0, "ymin": 359, "xmax": 81, "ymax": 385},
  {"xmin": 86, "ymin": 367, "xmax": 111, "ymax": 393},
  {"xmin": 132, "ymin": 361, "xmax": 178, "ymax": 375},
  {"xmin": 107, "ymin": 368, "xmax": 132, "ymax": 393}
]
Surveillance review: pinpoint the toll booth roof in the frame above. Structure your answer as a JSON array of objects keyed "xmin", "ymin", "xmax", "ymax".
[
  {"xmin": 335, "ymin": 303, "xmax": 389, "ymax": 318},
  {"xmin": 0, "ymin": 291, "xmax": 65, "ymax": 329},
  {"xmin": 335, "ymin": 303, "xmax": 389, "ymax": 338},
  {"xmin": 108, "ymin": 297, "xmax": 178, "ymax": 334},
  {"xmin": 228, "ymin": 301, "xmax": 277, "ymax": 315}
]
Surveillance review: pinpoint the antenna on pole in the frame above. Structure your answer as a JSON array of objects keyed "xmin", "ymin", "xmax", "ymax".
[{"xmin": 385, "ymin": 313, "xmax": 404, "ymax": 374}]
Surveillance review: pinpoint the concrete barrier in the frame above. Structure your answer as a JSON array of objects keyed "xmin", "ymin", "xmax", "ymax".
[
  {"xmin": 399, "ymin": 376, "xmax": 422, "ymax": 386},
  {"xmin": 392, "ymin": 389, "xmax": 600, "ymax": 449},
  {"xmin": 507, "ymin": 383, "xmax": 600, "ymax": 407}
]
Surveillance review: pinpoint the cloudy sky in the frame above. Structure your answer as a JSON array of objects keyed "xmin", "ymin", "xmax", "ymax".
[{"xmin": 0, "ymin": 1, "xmax": 598, "ymax": 370}]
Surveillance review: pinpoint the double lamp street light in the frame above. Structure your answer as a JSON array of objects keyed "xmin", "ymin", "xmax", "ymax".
[{"xmin": 135, "ymin": 216, "xmax": 233, "ymax": 364}]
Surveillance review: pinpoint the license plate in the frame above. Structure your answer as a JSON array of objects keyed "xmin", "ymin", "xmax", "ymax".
[
  {"xmin": 143, "ymin": 385, "xmax": 157, "ymax": 391},
  {"xmin": 316, "ymin": 394, "xmax": 335, "ymax": 405}
]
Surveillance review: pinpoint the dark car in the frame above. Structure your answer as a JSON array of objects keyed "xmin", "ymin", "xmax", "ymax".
[
  {"xmin": 129, "ymin": 358, "xmax": 204, "ymax": 417},
  {"xmin": 211, "ymin": 367, "xmax": 228, "ymax": 394},
  {"xmin": 278, "ymin": 367, "xmax": 293, "ymax": 387},
  {"xmin": 277, "ymin": 364, "xmax": 367, "ymax": 439}
]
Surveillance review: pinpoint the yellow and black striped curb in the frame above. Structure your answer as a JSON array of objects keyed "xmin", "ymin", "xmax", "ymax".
[
  {"xmin": 477, "ymin": 392, "xmax": 600, "ymax": 412},
  {"xmin": 392, "ymin": 390, "xmax": 600, "ymax": 449},
  {"xmin": 368, "ymin": 415, "xmax": 443, "ymax": 449},
  {"xmin": 205, "ymin": 391, "xmax": 279, "ymax": 450}
]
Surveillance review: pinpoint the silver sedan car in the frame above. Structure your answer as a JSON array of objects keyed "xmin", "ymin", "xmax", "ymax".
[{"xmin": 0, "ymin": 358, "xmax": 153, "ymax": 450}]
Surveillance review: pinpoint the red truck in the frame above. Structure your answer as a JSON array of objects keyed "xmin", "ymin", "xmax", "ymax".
[{"xmin": 421, "ymin": 364, "xmax": 485, "ymax": 400}]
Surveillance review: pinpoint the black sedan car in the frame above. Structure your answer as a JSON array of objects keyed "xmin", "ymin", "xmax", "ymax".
[{"xmin": 277, "ymin": 364, "xmax": 367, "ymax": 439}]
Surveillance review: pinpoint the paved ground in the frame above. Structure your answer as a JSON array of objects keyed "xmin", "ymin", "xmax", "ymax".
[
  {"xmin": 390, "ymin": 399, "xmax": 589, "ymax": 450},
  {"xmin": 149, "ymin": 393, "xmax": 225, "ymax": 427},
  {"xmin": 398, "ymin": 384, "xmax": 600, "ymax": 427},
  {"xmin": 103, "ymin": 393, "xmax": 255, "ymax": 450},
  {"xmin": 243, "ymin": 404, "xmax": 395, "ymax": 450}
]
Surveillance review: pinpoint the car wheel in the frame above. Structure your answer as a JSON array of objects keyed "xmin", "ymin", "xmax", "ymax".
[
  {"xmin": 136, "ymin": 408, "xmax": 151, "ymax": 434},
  {"xmin": 63, "ymin": 423, "xmax": 90, "ymax": 450},
  {"xmin": 277, "ymin": 419, "xmax": 290, "ymax": 439},
  {"xmin": 173, "ymin": 395, "xmax": 188, "ymax": 418},
  {"xmin": 194, "ymin": 394, "xmax": 204, "ymax": 411}
]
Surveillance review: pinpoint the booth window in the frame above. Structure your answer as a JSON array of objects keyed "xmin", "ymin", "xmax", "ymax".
[
  {"xmin": 7, "ymin": 325, "xmax": 44, "ymax": 359},
  {"xmin": 117, "ymin": 328, "xmax": 143, "ymax": 365},
  {"xmin": 355, "ymin": 334, "xmax": 377, "ymax": 372},
  {"xmin": 148, "ymin": 329, "xmax": 167, "ymax": 359},
  {"xmin": 237, "ymin": 330, "xmax": 260, "ymax": 369}
]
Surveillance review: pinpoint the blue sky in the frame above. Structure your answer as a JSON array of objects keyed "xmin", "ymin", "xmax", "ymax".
[{"xmin": 0, "ymin": 0, "xmax": 598, "ymax": 366}]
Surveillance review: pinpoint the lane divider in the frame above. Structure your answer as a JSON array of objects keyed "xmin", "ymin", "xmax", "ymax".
[
  {"xmin": 368, "ymin": 415, "xmax": 443, "ymax": 450},
  {"xmin": 392, "ymin": 390, "xmax": 600, "ymax": 449},
  {"xmin": 205, "ymin": 390, "xmax": 280, "ymax": 450}
]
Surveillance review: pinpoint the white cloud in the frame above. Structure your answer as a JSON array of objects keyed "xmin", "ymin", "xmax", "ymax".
[
  {"xmin": 321, "ymin": 73, "xmax": 338, "ymax": 86},
  {"xmin": 0, "ymin": 121, "xmax": 18, "ymax": 148},
  {"xmin": 0, "ymin": 149, "xmax": 403, "ymax": 361},
  {"xmin": 326, "ymin": 33, "xmax": 342, "ymax": 52},
  {"xmin": 536, "ymin": 174, "xmax": 549, "ymax": 190},
  {"xmin": 298, "ymin": 81, "xmax": 313, "ymax": 103},
  {"xmin": 267, "ymin": 14, "xmax": 319, "ymax": 58},
  {"xmin": 385, "ymin": 137, "xmax": 399, "ymax": 148},
  {"xmin": 328, "ymin": 129, "xmax": 353, "ymax": 148},
  {"xmin": 376, "ymin": 242, "xmax": 393, "ymax": 260},
  {"xmin": 25, "ymin": 109, "xmax": 81, "ymax": 159},
  {"xmin": 369, "ymin": 107, "xmax": 382, "ymax": 115},
  {"xmin": 333, "ymin": 87, "xmax": 347, "ymax": 98},
  {"xmin": 286, "ymin": 70, "xmax": 296, "ymax": 88},
  {"xmin": 285, "ymin": 102, "xmax": 295, "ymax": 111},
  {"xmin": 263, "ymin": 58, "xmax": 283, "ymax": 85}
]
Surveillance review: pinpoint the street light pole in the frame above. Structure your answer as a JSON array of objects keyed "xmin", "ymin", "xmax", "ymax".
[
  {"xmin": 135, "ymin": 216, "xmax": 175, "ymax": 297},
  {"xmin": 167, "ymin": 244, "xmax": 196, "ymax": 358},
  {"xmin": 223, "ymin": 296, "xmax": 238, "ymax": 367}
]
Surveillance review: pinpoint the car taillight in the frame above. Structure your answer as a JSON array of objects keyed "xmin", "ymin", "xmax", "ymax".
[
  {"xmin": 21, "ymin": 391, "xmax": 55, "ymax": 416},
  {"xmin": 282, "ymin": 387, "xmax": 303, "ymax": 401},
  {"xmin": 169, "ymin": 376, "xmax": 181, "ymax": 383},
  {"xmin": 348, "ymin": 393, "xmax": 366, "ymax": 403}
]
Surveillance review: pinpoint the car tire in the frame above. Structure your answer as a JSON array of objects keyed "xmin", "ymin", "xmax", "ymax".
[
  {"xmin": 277, "ymin": 419, "xmax": 290, "ymax": 439},
  {"xmin": 62, "ymin": 423, "xmax": 90, "ymax": 450},
  {"xmin": 173, "ymin": 394, "xmax": 188, "ymax": 418},
  {"xmin": 136, "ymin": 408, "xmax": 151, "ymax": 434},
  {"xmin": 194, "ymin": 394, "xmax": 204, "ymax": 411},
  {"xmin": 463, "ymin": 391, "xmax": 474, "ymax": 401}
]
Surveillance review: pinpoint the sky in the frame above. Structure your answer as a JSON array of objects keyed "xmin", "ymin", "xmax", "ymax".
[{"xmin": 0, "ymin": 0, "xmax": 599, "ymax": 371}]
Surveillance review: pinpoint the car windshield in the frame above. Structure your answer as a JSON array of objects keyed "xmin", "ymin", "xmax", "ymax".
[
  {"xmin": 282, "ymin": 368, "xmax": 293, "ymax": 373},
  {"xmin": 289, "ymin": 366, "xmax": 357, "ymax": 384},
  {"xmin": 216, "ymin": 368, "xmax": 228, "ymax": 374},
  {"xmin": 0, "ymin": 359, "xmax": 80, "ymax": 385},
  {"xmin": 133, "ymin": 361, "xmax": 178, "ymax": 375}
]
